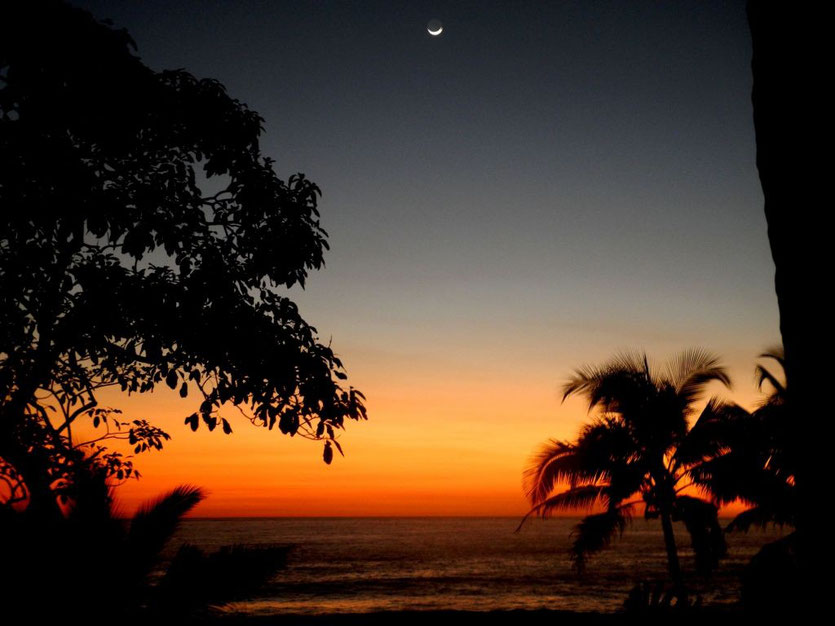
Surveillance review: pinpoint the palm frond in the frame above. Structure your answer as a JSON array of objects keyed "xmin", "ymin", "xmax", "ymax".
[
  {"xmin": 126, "ymin": 485, "xmax": 205, "ymax": 580},
  {"xmin": 565, "ymin": 367, "xmax": 655, "ymax": 421},
  {"xmin": 669, "ymin": 348, "xmax": 731, "ymax": 404},
  {"xmin": 754, "ymin": 363, "xmax": 785, "ymax": 396},
  {"xmin": 525, "ymin": 418, "xmax": 641, "ymax": 501},
  {"xmin": 758, "ymin": 345, "xmax": 785, "ymax": 368},
  {"xmin": 605, "ymin": 460, "xmax": 647, "ymax": 503},
  {"xmin": 562, "ymin": 351, "xmax": 647, "ymax": 407},
  {"xmin": 576, "ymin": 418, "xmax": 634, "ymax": 457},
  {"xmin": 523, "ymin": 439, "xmax": 582, "ymax": 504},
  {"xmin": 516, "ymin": 485, "xmax": 608, "ymax": 531},
  {"xmin": 674, "ymin": 399, "xmax": 746, "ymax": 468},
  {"xmin": 691, "ymin": 455, "xmax": 794, "ymax": 510},
  {"xmin": 672, "ymin": 495, "xmax": 726, "ymax": 576},
  {"xmin": 570, "ymin": 507, "xmax": 631, "ymax": 572},
  {"xmin": 610, "ymin": 350, "xmax": 652, "ymax": 373},
  {"xmin": 726, "ymin": 504, "xmax": 794, "ymax": 533},
  {"xmin": 562, "ymin": 364, "xmax": 608, "ymax": 404},
  {"xmin": 688, "ymin": 454, "xmax": 748, "ymax": 505}
]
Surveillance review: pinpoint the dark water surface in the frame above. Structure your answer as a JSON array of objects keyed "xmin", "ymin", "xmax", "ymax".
[{"xmin": 167, "ymin": 517, "xmax": 782, "ymax": 615}]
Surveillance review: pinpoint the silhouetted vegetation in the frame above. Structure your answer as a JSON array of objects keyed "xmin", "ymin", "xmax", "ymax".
[
  {"xmin": 1, "ymin": 1, "xmax": 362, "ymax": 618},
  {"xmin": 521, "ymin": 347, "xmax": 805, "ymax": 612},
  {"xmin": 1, "ymin": 467, "xmax": 202, "ymax": 620},
  {"xmin": 688, "ymin": 347, "xmax": 798, "ymax": 615},
  {"xmin": 0, "ymin": 0, "xmax": 365, "ymax": 505},
  {"xmin": 152, "ymin": 542, "xmax": 290, "ymax": 619},
  {"xmin": 1, "ymin": 464, "xmax": 289, "ymax": 621},
  {"xmin": 693, "ymin": 348, "xmax": 795, "ymax": 533},
  {"xmin": 519, "ymin": 350, "xmax": 736, "ymax": 601}
]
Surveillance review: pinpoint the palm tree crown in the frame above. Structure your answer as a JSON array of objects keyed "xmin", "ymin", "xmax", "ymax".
[
  {"xmin": 692, "ymin": 346, "xmax": 796, "ymax": 532},
  {"xmin": 520, "ymin": 349, "xmax": 734, "ymax": 593}
]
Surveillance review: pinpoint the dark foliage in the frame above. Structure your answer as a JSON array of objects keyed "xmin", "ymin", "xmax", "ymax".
[
  {"xmin": 0, "ymin": 462, "xmax": 204, "ymax": 621},
  {"xmin": 688, "ymin": 347, "xmax": 800, "ymax": 614},
  {"xmin": 740, "ymin": 532, "xmax": 799, "ymax": 618},
  {"xmin": 0, "ymin": 0, "xmax": 365, "ymax": 515},
  {"xmin": 0, "ymin": 2, "xmax": 364, "ymax": 618},
  {"xmin": 152, "ymin": 543, "xmax": 291, "ymax": 618},
  {"xmin": 690, "ymin": 348, "xmax": 796, "ymax": 533},
  {"xmin": 0, "ymin": 465, "xmax": 288, "ymax": 622},
  {"xmin": 519, "ymin": 350, "xmax": 732, "ymax": 595}
]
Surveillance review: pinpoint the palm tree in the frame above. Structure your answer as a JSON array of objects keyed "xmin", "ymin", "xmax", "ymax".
[
  {"xmin": 691, "ymin": 347, "xmax": 796, "ymax": 532},
  {"xmin": 519, "ymin": 349, "xmax": 735, "ymax": 597},
  {"xmin": 688, "ymin": 346, "xmax": 799, "ymax": 611}
]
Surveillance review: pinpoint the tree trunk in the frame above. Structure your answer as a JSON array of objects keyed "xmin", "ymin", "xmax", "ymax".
[
  {"xmin": 659, "ymin": 511, "xmax": 686, "ymax": 600},
  {"xmin": 747, "ymin": 2, "xmax": 827, "ymax": 607}
]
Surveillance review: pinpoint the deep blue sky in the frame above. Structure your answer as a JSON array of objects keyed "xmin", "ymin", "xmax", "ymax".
[{"xmin": 74, "ymin": 1, "xmax": 779, "ymax": 514}]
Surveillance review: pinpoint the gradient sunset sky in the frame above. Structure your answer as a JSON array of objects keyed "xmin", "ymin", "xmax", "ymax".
[{"xmin": 74, "ymin": 0, "xmax": 777, "ymax": 517}]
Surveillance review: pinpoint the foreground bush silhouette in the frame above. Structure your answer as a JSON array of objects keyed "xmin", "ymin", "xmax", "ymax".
[
  {"xmin": 519, "ymin": 350, "xmax": 734, "ymax": 600},
  {"xmin": 1, "ymin": 468, "xmax": 288, "ymax": 622},
  {"xmin": 152, "ymin": 542, "xmax": 291, "ymax": 618},
  {"xmin": 0, "ymin": 460, "xmax": 201, "ymax": 620}
]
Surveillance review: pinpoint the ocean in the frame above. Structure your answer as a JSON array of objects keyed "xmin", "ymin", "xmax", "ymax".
[{"xmin": 167, "ymin": 517, "xmax": 783, "ymax": 616}]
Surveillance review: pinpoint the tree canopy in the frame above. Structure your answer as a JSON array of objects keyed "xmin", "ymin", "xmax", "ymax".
[{"xmin": 0, "ymin": 1, "xmax": 365, "ymax": 513}]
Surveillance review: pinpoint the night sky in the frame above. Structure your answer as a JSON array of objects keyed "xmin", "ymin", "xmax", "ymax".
[{"xmin": 74, "ymin": 1, "xmax": 777, "ymax": 516}]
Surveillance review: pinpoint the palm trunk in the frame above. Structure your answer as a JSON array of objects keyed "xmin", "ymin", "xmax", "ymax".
[{"xmin": 659, "ymin": 511, "xmax": 686, "ymax": 600}]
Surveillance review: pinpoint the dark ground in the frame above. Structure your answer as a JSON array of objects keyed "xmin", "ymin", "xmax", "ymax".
[{"xmin": 195, "ymin": 607, "xmax": 747, "ymax": 626}]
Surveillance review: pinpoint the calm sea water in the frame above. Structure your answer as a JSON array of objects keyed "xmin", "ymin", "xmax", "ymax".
[{"xmin": 166, "ymin": 517, "xmax": 783, "ymax": 615}]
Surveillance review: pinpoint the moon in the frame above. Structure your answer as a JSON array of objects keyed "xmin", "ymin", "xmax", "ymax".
[{"xmin": 427, "ymin": 19, "xmax": 443, "ymax": 36}]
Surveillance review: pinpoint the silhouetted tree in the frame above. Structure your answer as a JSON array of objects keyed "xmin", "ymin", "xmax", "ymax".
[
  {"xmin": 747, "ymin": 1, "xmax": 826, "ymax": 603},
  {"xmin": 691, "ymin": 347, "xmax": 795, "ymax": 532},
  {"xmin": 688, "ymin": 347, "xmax": 798, "ymax": 615},
  {"xmin": 519, "ymin": 350, "xmax": 734, "ymax": 599},
  {"xmin": 0, "ymin": 0, "xmax": 365, "ymax": 518}
]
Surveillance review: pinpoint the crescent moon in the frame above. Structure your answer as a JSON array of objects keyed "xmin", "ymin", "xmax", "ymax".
[{"xmin": 427, "ymin": 20, "xmax": 443, "ymax": 36}]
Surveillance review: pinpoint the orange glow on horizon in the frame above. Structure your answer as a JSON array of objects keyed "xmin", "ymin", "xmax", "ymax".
[{"xmin": 90, "ymin": 352, "xmax": 767, "ymax": 519}]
